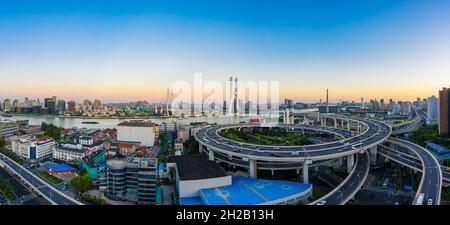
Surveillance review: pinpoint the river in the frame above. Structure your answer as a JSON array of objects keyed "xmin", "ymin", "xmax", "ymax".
[{"xmin": 1, "ymin": 108, "xmax": 317, "ymax": 129}]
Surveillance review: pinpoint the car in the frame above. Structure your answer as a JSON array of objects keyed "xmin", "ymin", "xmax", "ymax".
[
  {"xmin": 317, "ymin": 200, "xmax": 327, "ymax": 205},
  {"xmin": 62, "ymin": 182, "xmax": 68, "ymax": 191},
  {"xmin": 427, "ymin": 199, "xmax": 433, "ymax": 205}
]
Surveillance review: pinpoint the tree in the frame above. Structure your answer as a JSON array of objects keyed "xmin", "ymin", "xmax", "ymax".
[{"xmin": 70, "ymin": 174, "xmax": 93, "ymax": 193}]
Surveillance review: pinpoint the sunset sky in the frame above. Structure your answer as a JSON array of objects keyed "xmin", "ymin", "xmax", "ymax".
[{"xmin": 0, "ymin": 1, "xmax": 449, "ymax": 103}]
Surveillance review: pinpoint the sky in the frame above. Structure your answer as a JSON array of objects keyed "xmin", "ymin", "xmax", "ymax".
[{"xmin": 0, "ymin": 0, "xmax": 449, "ymax": 103}]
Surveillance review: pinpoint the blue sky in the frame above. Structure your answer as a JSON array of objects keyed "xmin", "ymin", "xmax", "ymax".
[{"xmin": 0, "ymin": 0, "xmax": 449, "ymax": 102}]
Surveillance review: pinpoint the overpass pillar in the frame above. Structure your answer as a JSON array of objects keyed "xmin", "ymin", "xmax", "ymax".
[
  {"xmin": 341, "ymin": 119, "xmax": 344, "ymax": 128},
  {"xmin": 321, "ymin": 118, "xmax": 325, "ymax": 127},
  {"xmin": 249, "ymin": 159, "xmax": 257, "ymax": 179},
  {"xmin": 208, "ymin": 149, "xmax": 214, "ymax": 161},
  {"xmin": 334, "ymin": 118, "xmax": 338, "ymax": 128},
  {"xmin": 302, "ymin": 162, "xmax": 309, "ymax": 184},
  {"xmin": 199, "ymin": 143, "xmax": 203, "ymax": 153},
  {"xmin": 347, "ymin": 154, "xmax": 355, "ymax": 174},
  {"xmin": 370, "ymin": 147, "xmax": 377, "ymax": 166},
  {"xmin": 347, "ymin": 120, "xmax": 351, "ymax": 131}
]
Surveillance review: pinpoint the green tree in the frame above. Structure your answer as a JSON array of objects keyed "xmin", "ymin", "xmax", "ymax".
[{"xmin": 70, "ymin": 174, "xmax": 93, "ymax": 193}]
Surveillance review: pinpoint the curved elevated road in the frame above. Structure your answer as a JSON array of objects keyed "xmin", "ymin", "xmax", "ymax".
[
  {"xmin": 0, "ymin": 153, "xmax": 83, "ymax": 205},
  {"xmin": 310, "ymin": 150, "xmax": 370, "ymax": 205},
  {"xmin": 195, "ymin": 114, "xmax": 391, "ymax": 164},
  {"xmin": 386, "ymin": 138, "xmax": 442, "ymax": 205}
]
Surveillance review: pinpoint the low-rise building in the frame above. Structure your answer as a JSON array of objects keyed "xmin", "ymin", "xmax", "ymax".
[
  {"xmin": 174, "ymin": 138, "xmax": 184, "ymax": 156},
  {"xmin": 81, "ymin": 149, "xmax": 106, "ymax": 180},
  {"xmin": 12, "ymin": 135, "xmax": 55, "ymax": 162},
  {"xmin": 0, "ymin": 120, "xmax": 20, "ymax": 138},
  {"xmin": 167, "ymin": 155, "xmax": 231, "ymax": 198}
]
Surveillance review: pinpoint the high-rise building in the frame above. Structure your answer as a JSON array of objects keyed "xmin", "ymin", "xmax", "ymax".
[
  {"xmin": 44, "ymin": 97, "xmax": 57, "ymax": 114},
  {"xmin": 426, "ymin": 96, "xmax": 439, "ymax": 125},
  {"xmin": 67, "ymin": 101, "xmax": 76, "ymax": 112},
  {"xmin": 57, "ymin": 100, "xmax": 66, "ymax": 114},
  {"xmin": 439, "ymin": 86, "xmax": 450, "ymax": 136},
  {"xmin": 3, "ymin": 99, "xmax": 11, "ymax": 112},
  {"xmin": 93, "ymin": 99, "xmax": 101, "ymax": 111}
]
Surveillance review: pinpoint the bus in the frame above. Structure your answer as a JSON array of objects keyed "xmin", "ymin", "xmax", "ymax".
[
  {"xmin": 382, "ymin": 178, "xmax": 389, "ymax": 189},
  {"xmin": 414, "ymin": 193, "xmax": 425, "ymax": 205}
]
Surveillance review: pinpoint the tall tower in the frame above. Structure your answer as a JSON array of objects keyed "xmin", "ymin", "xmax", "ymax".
[
  {"xmin": 326, "ymin": 89, "xmax": 329, "ymax": 113},
  {"xmin": 234, "ymin": 77, "xmax": 238, "ymax": 115}
]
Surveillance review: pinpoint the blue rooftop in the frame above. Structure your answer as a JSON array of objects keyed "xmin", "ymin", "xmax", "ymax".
[
  {"xmin": 426, "ymin": 142, "xmax": 450, "ymax": 155},
  {"xmin": 199, "ymin": 176, "xmax": 311, "ymax": 205},
  {"xmin": 47, "ymin": 164, "xmax": 77, "ymax": 173},
  {"xmin": 179, "ymin": 197, "xmax": 204, "ymax": 205}
]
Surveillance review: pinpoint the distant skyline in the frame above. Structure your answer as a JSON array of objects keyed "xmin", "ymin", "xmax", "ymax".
[{"xmin": 1, "ymin": 1, "xmax": 449, "ymax": 102}]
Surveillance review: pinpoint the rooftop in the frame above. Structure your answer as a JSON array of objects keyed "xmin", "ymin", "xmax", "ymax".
[
  {"xmin": 47, "ymin": 164, "xmax": 77, "ymax": 173},
  {"xmin": 167, "ymin": 155, "xmax": 227, "ymax": 181},
  {"xmin": 197, "ymin": 176, "xmax": 312, "ymax": 205}
]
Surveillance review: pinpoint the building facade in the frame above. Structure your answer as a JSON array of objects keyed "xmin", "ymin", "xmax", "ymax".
[
  {"xmin": 427, "ymin": 95, "xmax": 439, "ymax": 125},
  {"xmin": 12, "ymin": 136, "xmax": 56, "ymax": 161},
  {"xmin": 0, "ymin": 121, "xmax": 20, "ymax": 138},
  {"xmin": 439, "ymin": 87, "xmax": 450, "ymax": 136},
  {"xmin": 117, "ymin": 120, "xmax": 157, "ymax": 147},
  {"xmin": 106, "ymin": 158, "xmax": 158, "ymax": 204}
]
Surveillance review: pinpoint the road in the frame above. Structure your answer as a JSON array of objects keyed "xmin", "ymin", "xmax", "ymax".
[
  {"xmin": 313, "ymin": 151, "xmax": 370, "ymax": 205},
  {"xmin": 195, "ymin": 115, "xmax": 391, "ymax": 165},
  {"xmin": 0, "ymin": 153, "xmax": 82, "ymax": 205},
  {"xmin": 388, "ymin": 138, "xmax": 442, "ymax": 205}
]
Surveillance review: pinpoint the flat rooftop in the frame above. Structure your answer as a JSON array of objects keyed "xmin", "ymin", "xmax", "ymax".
[
  {"xmin": 198, "ymin": 176, "xmax": 312, "ymax": 205},
  {"xmin": 167, "ymin": 155, "xmax": 227, "ymax": 181}
]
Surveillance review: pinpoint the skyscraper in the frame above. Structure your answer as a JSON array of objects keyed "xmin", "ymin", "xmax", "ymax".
[
  {"xmin": 67, "ymin": 101, "xmax": 76, "ymax": 112},
  {"xmin": 57, "ymin": 100, "xmax": 66, "ymax": 114},
  {"xmin": 426, "ymin": 96, "xmax": 438, "ymax": 125},
  {"xmin": 439, "ymin": 86, "xmax": 450, "ymax": 136},
  {"xmin": 44, "ymin": 97, "xmax": 57, "ymax": 114}
]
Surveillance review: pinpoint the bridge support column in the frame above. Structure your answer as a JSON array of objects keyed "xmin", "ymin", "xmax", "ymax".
[
  {"xmin": 208, "ymin": 149, "xmax": 214, "ymax": 161},
  {"xmin": 302, "ymin": 162, "xmax": 309, "ymax": 184},
  {"xmin": 347, "ymin": 154, "xmax": 355, "ymax": 174},
  {"xmin": 341, "ymin": 119, "xmax": 344, "ymax": 128},
  {"xmin": 321, "ymin": 118, "xmax": 325, "ymax": 127},
  {"xmin": 199, "ymin": 143, "xmax": 203, "ymax": 153},
  {"xmin": 249, "ymin": 159, "xmax": 257, "ymax": 179},
  {"xmin": 370, "ymin": 147, "xmax": 377, "ymax": 166},
  {"xmin": 347, "ymin": 120, "xmax": 351, "ymax": 131},
  {"xmin": 334, "ymin": 118, "xmax": 338, "ymax": 128}
]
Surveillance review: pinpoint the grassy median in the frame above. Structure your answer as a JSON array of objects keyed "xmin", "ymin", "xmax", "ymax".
[{"xmin": 39, "ymin": 171, "xmax": 63, "ymax": 185}]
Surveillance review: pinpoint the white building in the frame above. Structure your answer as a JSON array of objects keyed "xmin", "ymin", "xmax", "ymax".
[
  {"xmin": 12, "ymin": 136, "xmax": 55, "ymax": 161},
  {"xmin": 117, "ymin": 120, "xmax": 157, "ymax": 147},
  {"xmin": 53, "ymin": 143, "xmax": 100, "ymax": 162},
  {"xmin": 167, "ymin": 155, "xmax": 232, "ymax": 198},
  {"xmin": 427, "ymin": 96, "xmax": 439, "ymax": 125}
]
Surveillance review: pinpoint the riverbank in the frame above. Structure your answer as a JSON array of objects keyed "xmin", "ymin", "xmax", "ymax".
[{"xmin": 1, "ymin": 113, "xmax": 174, "ymax": 120}]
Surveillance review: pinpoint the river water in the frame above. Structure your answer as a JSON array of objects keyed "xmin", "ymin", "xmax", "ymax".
[{"xmin": 1, "ymin": 108, "xmax": 317, "ymax": 129}]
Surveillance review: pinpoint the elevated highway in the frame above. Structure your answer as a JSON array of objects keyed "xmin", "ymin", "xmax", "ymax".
[{"xmin": 0, "ymin": 153, "xmax": 83, "ymax": 205}]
